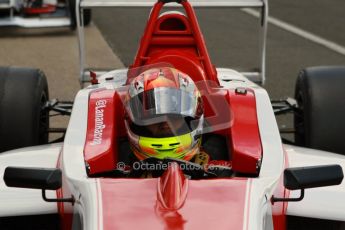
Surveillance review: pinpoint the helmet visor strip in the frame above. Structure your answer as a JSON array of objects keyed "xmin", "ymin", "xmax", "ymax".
[{"xmin": 127, "ymin": 87, "xmax": 198, "ymax": 126}]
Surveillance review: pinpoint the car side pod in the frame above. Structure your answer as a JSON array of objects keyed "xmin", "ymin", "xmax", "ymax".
[
  {"xmin": 271, "ymin": 165, "xmax": 344, "ymax": 203},
  {"xmin": 3, "ymin": 167, "xmax": 74, "ymax": 204}
]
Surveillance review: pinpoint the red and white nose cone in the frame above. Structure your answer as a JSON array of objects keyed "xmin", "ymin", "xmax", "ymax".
[{"xmin": 157, "ymin": 162, "xmax": 188, "ymax": 210}]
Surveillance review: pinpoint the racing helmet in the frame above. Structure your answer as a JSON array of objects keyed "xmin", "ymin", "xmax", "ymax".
[{"xmin": 125, "ymin": 67, "xmax": 204, "ymax": 161}]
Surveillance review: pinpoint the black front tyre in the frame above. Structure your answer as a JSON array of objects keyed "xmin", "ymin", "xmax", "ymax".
[
  {"xmin": 294, "ymin": 66, "xmax": 345, "ymax": 155},
  {"xmin": 0, "ymin": 67, "xmax": 49, "ymax": 153}
]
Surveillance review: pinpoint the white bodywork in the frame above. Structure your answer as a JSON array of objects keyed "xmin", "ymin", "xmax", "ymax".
[
  {"xmin": 0, "ymin": 17, "xmax": 70, "ymax": 27},
  {"xmin": 285, "ymin": 145, "xmax": 345, "ymax": 221},
  {"xmin": 1, "ymin": 69, "xmax": 344, "ymax": 229},
  {"xmin": 0, "ymin": 143, "xmax": 61, "ymax": 216},
  {"xmin": 1, "ymin": 0, "xmax": 57, "ymax": 9}
]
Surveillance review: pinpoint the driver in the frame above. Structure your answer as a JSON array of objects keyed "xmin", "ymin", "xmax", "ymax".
[{"xmin": 123, "ymin": 67, "xmax": 231, "ymax": 177}]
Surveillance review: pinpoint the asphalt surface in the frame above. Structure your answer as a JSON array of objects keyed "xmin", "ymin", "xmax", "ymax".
[
  {"xmin": 92, "ymin": 0, "xmax": 345, "ymax": 133},
  {"xmin": 0, "ymin": 25, "xmax": 123, "ymax": 99},
  {"xmin": 92, "ymin": 0, "xmax": 345, "ymax": 100},
  {"xmin": 0, "ymin": 25, "xmax": 123, "ymax": 136},
  {"xmin": 269, "ymin": 0, "xmax": 345, "ymax": 47},
  {"xmin": 0, "ymin": 2, "xmax": 344, "ymax": 140}
]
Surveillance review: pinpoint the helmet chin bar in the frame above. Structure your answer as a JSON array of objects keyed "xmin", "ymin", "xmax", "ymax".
[{"xmin": 125, "ymin": 114, "xmax": 204, "ymax": 161}]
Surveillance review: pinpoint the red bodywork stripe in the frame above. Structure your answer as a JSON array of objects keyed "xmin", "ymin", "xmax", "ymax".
[
  {"xmin": 57, "ymin": 150, "xmax": 74, "ymax": 230},
  {"xmin": 23, "ymin": 4, "xmax": 56, "ymax": 14},
  {"xmin": 245, "ymin": 179, "xmax": 253, "ymax": 230},
  {"xmin": 229, "ymin": 89, "xmax": 263, "ymax": 175},
  {"xmin": 84, "ymin": 90, "xmax": 118, "ymax": 175},
  {"xmin": 271, "ymin": 148, "xmax": 290, "ymax": 230}
]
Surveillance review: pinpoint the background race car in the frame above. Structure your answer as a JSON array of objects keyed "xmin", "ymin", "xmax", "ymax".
[{"xmin": 0, "ymin": 0, "xmax": 91, "ymax": 29}]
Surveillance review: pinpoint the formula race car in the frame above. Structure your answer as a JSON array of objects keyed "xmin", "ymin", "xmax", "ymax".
[
  {"xmin": 0, "ymin": 0, "xmax": 91, "ymax": 29},
  {"xmin": 1, "ymin": 0, "xmax": 345, "ymax": 230}
]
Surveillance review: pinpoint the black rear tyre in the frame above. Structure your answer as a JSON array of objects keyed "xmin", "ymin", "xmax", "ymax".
[
  {"xmin": 294, "ymin": 66, "xmax": 345, "ymax": 155},
  {"xmin": 0, "ymin": 67, "xmax": 49, "ymax": 152}
]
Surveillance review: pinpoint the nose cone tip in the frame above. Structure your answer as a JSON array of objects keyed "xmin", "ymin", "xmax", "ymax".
[{"xmin": 157, "ymin": 162, "xmax": 188, "ymax": 210}]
